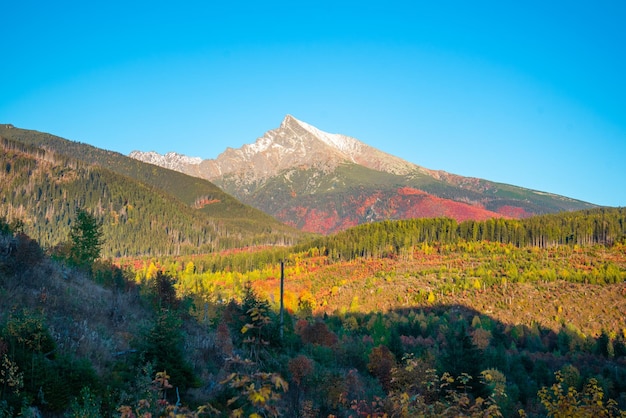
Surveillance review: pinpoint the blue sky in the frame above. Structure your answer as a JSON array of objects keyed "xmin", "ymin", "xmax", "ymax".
[{"xmin": 1, "ymin": 1, "xmax": 625, "ymax": 207}]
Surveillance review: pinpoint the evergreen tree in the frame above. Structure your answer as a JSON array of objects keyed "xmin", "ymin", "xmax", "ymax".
[
  {"xmin": 68, "ymin": 208, "xmax": 103, "ymax": 268},
  {"xmin": 439, "ymin": 321, "xmax": 485, "ymax": 397},
  {"xmin": 134, "ymin": 310, "xmax": 197, "ymax": 394}
]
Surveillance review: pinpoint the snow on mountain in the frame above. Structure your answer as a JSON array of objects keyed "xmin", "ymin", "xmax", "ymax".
[
  {"xmin": 128, "ymin": 150, "xmax": 202, "ymax": 171},
  {"xmin": 285, "ymin": 115, "xmax": 363, "ymax": 161},
  {"xmin": 130, "ymin": 115, "xmax": 420, "ymax": 183}
]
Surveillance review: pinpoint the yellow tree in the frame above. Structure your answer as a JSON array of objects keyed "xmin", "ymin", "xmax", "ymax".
[{"xmin": 538, "ymin": 371, "xmax": 626, "ymax": 417}]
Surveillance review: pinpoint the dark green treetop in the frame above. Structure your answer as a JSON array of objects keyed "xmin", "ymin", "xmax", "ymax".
[{"xmin": 69, "ymin": 208, "xmax": 104, "ymax": 268}]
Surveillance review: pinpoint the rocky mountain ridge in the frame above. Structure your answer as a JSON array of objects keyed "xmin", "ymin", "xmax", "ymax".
[
  {"xmin": 131, "ymin": 115, "xmax": 422, "ymax": 182},
  {"xmin": 128, "ymin": 150, "xmax": 202, "ymax": 172},
  {"xmin": 129, "ymin": 115, "xmax": 597, "ymax": 234}
]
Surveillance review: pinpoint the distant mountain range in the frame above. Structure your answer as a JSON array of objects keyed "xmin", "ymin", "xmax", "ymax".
[{"xmin": 130, "ymin": 115, "xmax": 597, "ymax": 234}]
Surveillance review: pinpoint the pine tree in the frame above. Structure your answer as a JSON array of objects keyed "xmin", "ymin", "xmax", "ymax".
[
  {"xmin": 439, "ymin": 321, "xmax": 485, "ymax": 397},
  {"xmin": 68, "ymin": 208, "xmax": 104, "ymax": 268}
]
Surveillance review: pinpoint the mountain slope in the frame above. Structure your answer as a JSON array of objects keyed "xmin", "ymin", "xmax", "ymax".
[
  {"xmin": 0, "ymin": 124, "xmax": 259, "ymax": 219},
  {"xmin": 0, "ymin": 125, "xmax": 306, "ymax": 256},
  {"xmin": 130, "ymin": 115, "xmax": 597, "ymax": 234}
]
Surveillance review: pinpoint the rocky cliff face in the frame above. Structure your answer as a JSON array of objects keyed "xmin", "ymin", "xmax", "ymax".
[{"xmin": 129, "ymin": 115, "xmax": 596, "ymax": 234}]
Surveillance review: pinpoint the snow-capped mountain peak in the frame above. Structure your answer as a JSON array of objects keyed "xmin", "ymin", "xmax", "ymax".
[
  {"xmin": 283, "ymin": 115, "xmax": 362, "ymax": 157},
  {"xmin": 129, "ymin": 115, "xmax": 419, "ymax": 183}
]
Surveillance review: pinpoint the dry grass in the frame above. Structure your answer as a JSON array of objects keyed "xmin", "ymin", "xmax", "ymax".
[{"xmin": 0, "ymin": 257, "xmax": 152, "ymax": 375}]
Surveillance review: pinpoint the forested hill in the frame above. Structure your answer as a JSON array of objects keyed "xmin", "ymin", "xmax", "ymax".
[
  {"xmin": 0, "ymin": 134, "xmax": 305, "ymax": 257},
  {"xmin": 0, "ymin": 124, "xmax": 274, "ymax": 220}
]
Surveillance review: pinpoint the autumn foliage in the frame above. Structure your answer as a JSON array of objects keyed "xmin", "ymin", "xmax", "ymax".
[
  {"xmin": 298, "ymin": 321, "xmax": 338, "ymax": 347},
  {"xmin": 1, "ymin": 212, "xmax": 626, "ymax": 416}
]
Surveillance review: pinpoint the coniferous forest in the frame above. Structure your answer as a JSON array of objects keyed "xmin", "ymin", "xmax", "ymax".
[{"xmin": 1, "ymin": 205, "xmax": 625, "ymax": 417}]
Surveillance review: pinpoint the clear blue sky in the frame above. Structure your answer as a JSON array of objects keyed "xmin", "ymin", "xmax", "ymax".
[{"xmin": 1, "ymin": 1, "xmax": 624, "ymax": 207}]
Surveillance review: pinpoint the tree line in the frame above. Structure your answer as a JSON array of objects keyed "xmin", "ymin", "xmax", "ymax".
[{"xmin": 298, "ymin": 208, "xmax": 626, "ymax": 261}]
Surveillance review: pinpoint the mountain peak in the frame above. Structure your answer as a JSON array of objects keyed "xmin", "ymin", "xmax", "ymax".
[
  {"xmin": 131, "ymin": 115, "xmax": 420, "ymax": 182},
  {"xmin": 280, "ymin": 115, "xmax": 362, "ymax": 156},
  {"xmin": 280, "ymin": 114, "xmax": 299, "ymax": 127},
  {"xmin": 124, "ymin": 116, "xmax": 598, "ymax": 235}
]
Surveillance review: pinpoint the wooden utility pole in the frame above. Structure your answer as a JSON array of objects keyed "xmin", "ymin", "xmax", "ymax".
[{"xmin": 280, "ymin": 260, "xmax": 285, "ymax": 341}]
